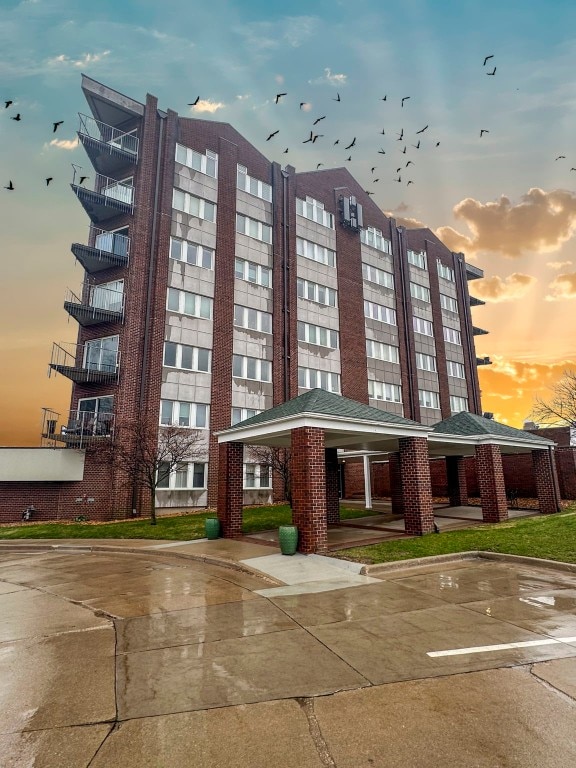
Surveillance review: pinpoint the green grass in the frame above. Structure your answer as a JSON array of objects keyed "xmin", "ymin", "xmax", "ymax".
[
  {"xmin": 0, "ymin": 503, "xmax": 377, "ymax": 541},
  {"xmin": 333, "ymin": 506, "xmax": 576, "ymax": 565}
]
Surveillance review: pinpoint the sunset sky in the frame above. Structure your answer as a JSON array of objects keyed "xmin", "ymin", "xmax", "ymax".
[{"xmin": 1, "ymin": 0, "xmax": 575, "ymax": 446}]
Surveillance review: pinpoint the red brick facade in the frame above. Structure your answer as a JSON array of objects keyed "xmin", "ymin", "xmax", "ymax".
[
  {"xmin": 399, "ymin": 437, "xmax": 434, "ymax": 534},
  {"xmin": 217, "ymin": 442, "xmax": 244, "ymax": 538},
  {"xmin": 325, "ymin": 448, "xmax": 341, "ymax": 524},
  {"xmin": 475, "ymin": 444, "xmax": 508, "ymax": 522},
  {"xmin": 446, "ymin": 455, "xmax": 469, "ymax": 506},
  {"xmin": 290, "ymin": 427, "xmax": 328, "ymax": 554}
]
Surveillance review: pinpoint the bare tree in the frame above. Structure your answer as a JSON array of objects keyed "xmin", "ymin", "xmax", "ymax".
[
  {"xmin": 247, "ymin": 445, "xmax": 292, "ymax": 504},
  {"xmin": 531, "ymin": 369, "xmax": 576, "ymax": 427}
]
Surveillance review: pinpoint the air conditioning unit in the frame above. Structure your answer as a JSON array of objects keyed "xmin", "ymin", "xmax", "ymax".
[{"xmin": 338, "ymin": 195, "xmax": 363, "ymax": 232}]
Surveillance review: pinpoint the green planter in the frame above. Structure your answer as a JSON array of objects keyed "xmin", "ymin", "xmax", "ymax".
[
  {"xmin": 205, "ymin": 517, "xmax": 221, "ymax": 540},
  {"xmin": 278, "ymin": 525, "xmax": 298, "ymax": 555}
]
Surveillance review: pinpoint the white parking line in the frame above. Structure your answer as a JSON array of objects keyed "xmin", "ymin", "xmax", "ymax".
[{"xmin": 427, "ymin": 637, "xmax": 576, "ymax": 657}]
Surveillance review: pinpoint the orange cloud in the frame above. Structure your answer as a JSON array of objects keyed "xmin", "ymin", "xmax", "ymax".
[
  {"xmin": 472, "ymin": 273, "xmax": 537, "ymax": 303},
  {"xmin": 546, "ymin": 272, "xmax": 576, "ymax": 301},
  {"xmin": 384, "ymin": 211, "xmax": 426, "ymax": 228},
  {"xmin": 547, "ymin": 260, "xmax": 572, "ymax": 270},
  {"xmin": 436, "ymin": 188, "xmax": 576, "ymax": 258}
]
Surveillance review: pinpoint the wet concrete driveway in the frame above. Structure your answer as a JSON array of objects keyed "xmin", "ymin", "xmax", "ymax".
[{"xmin": 1, "ymin": 545, "xmax": 576, "ymax": 766}]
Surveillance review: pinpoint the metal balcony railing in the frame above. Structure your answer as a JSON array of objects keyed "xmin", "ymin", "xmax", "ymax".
[
  {"xmin": 71, "ymin": 226, "xmax": 130, "ymax": 273},
  {"xmin": 49, "ymin": 340, "xmax": 120, "ymax": 384},
  {"xmin": 64, "ymin": 281, "xmax": 125, "ymax": 326},
  {"xmin": 77, "ymin": 113, "xmax": 139, "ymax": 175},
  {"xmin": 72, "ymin": 172, "xmax": 134, "ymax": 223},
  {"xmin": 42, "ymin": 407, "xmax": 115, "ymax": 448}
]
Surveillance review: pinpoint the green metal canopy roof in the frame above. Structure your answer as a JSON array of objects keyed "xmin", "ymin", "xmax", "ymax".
[{"xmin": 432, "ymin": 411, "xmax": 552, "ymax": 444}]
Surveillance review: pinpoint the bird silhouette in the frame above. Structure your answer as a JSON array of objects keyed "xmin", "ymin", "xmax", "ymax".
[
  {"xmin": 381, "ymin": 95, "xmax": 387, "ymax": 101},
  {"xmin": 333, "ymin": 93, "xmax": 341, "ymax": 102},
  {"xmin": 344, "ymin": 137, "xmax": 356, "ymax": 149},
  {"xmin": 406, "ymin": 160, "xmax": 414, "ymax": 167},
  {"xmin": 486, "ymin": 67, "xmax": 496, "ymax": 75},
  {"xmin": 571, "ymin": 168, "xmax": 576, "ymax": 171},
  {"xmin": 45, "ymin": 177, "xmax": 53, "ymax": 186},
  {"xmin": 373, "ymin": 178, "xmax": 379, "ymax": 183},
  {"xmin": 345, "ymin": 155, "xmax": 352, "ymax": 161},
  {"xmin": 555, "ymin": 155, "xmax": 566, "ymax": 160},
  {"xmin": 401, "ymin": 96, "xmax": 410, "ymax": 107},
  {"xmin": 266, "ymin": 130, "xmax": 279, "ymax": 141},
  {"xmin": 313, "ymin": 116, "xmax": 326, "ymax": 125},
  {"xmin": 333, "ymin": 139, "xmax": 340, "ymax": 145},
  {"xmin": 371, "ymin": 167, "xmax": 376, "ymax": 173},
  {"xmin": 79, "ymin": 176, "xmax": 89, "ymax": 185},
  {"xmin": 188, "ymin": 97, "xmax": 200, "ymax": 106},
  {"xmin": 365, "ymin": 190, "xmax": 375, "ymax": 195},
  {"xmin": 397, "ymin": 129, "xmax": 404, "ymax": 141},
  {"xmin": 275, "ymin": 93, "xmax": 287, "ymax": 103},
  {"xmin": 316, "ymin": 163, "xmax": 323, "ymax": 169},
  {"xmin": 396, "ymin": 167, "xmax": 402, "ymax": 174},
  {"xmin": 401, "ymin": 146, "xmax": 407, "ymax": 154},
  {"xmin": 412, "ymin": 140, "xmax": 421, "ymax": 149},
  {"xmin": 52, "ymin": 121, "xmax": 63, "ymax": 133},
  {"xmin": 11, "ymin": 113, "xmax": 21, "ymax": 121},
  {"xmin": 407, "ymin": 180, "xmax": 414, "ymax": 185},
  {"xmin": 4, "ymin": 100, "xmax": 13, "ymax": 108},
  {"xmin": 380, "ymin": 128, "xmax": 386, "ymax": 135},
  {"xmin": 4, "ymin": 180, "xmax": 14, "ymax": 190},
  {"xmin": 416, "ymin": 125, "xmax": 428, "ymax": 134},
  {"xmin": 283, "ymin": 148, "xmax": 289, "ymax": 154},
  {"xmin": 435, "ymin": 141, "xmax": 441, "ymax": 147},
  {"xmin": 312, "ymin": 134, "xmax": 323, "ymax": 143},
  {"xmin": 378, "ymin": 148, "xmax": 386, "ymax": 155},
  {"xmin": 394, "ymin": 176, "xmax": 402, "ymax": 182},
  {"xmin": 483, "ymin": 55, "xmax": 494, "ymax": 66},
  {"xmin": 480, "ymin": 129, "xmax": 490, "ymax": 137},
  {"xmin": 303, "ymin": 131, "xmax": 314, "ymax": 144},
  {"xmin": 299, "ymin": 102, "xmax": 308, "ymax": 109}
]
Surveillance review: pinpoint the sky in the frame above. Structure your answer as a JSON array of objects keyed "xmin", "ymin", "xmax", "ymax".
[{"xmin": 1, "ymin": 0, "xmax": 575, "ymax": 446}]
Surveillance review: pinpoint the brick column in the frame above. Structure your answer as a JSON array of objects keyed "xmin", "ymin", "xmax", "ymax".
[
  {"xmin": 291, "ymin": 427, "xmax": 327, "ymax": 554},
  {"xmin": 389, "ymin": 453, "xmax": 404, "ymax": 515},
  {"xmin": 399, "ymin": 437, "xmax": 434, "ymax": 535},
  {"xmin": 532, "ymin": 450, "xmax": 560, "ymax": 515},
  {"xmin": 446, "ymin": 456, "xmax": 469, "ymax": 506},
  {"xmin": 325, "ymin": 448, "xmax": 340, "ymax": 524},
  {"xmin": 217, "ymin": 442, "xmax": 244, "ymax": 538},
  {"xmin": 475, "ymin": 444, "xmax": 508, "ymax": 523}
]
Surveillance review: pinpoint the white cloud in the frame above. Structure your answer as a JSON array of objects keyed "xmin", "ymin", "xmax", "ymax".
[
  {"xmin": 46, "ymin": 137, "xmax": 79, "ymax": 151},
  {"xmin": 190, "ymin": 99, "xmax": 225, "ymax": 114},
  {"xmin": 547, "ymin": 260, "xmax": 572, "ymax": 270},
  {"xmin": 46, "ymin": 50, "xmax": 111, "ymax": 68},
  {"xmin": 309, "ymin": 67, "xmax": 347, "ymax": 86},
  {"xmin": 545, "ymin": 272, "xmax": 576, "ymax": 301}
]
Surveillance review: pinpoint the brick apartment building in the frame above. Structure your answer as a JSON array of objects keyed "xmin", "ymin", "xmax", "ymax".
[{"xmin": 41, "ymin": 74, "xmax": 494, "ymax": 517}]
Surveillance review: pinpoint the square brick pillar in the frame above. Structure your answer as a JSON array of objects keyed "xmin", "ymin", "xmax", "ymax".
[
  {"xmin": 325, "ymin": 448, "xmax": 340, "ymax": 524},
  {"xmin": 399, "ymin": 437, "xmax": 434, "ymax": 535},
  {"xmin": 291, "ymin": 427, "xmax": 328, "ymax": 554},
  {"xmin": 532, "ymin": 449, "xmax": 561, "ymax": 515},
  {"xmin": 446, "ymin": 455, "xmax": 469, "ymax": 507},
  {"xmin": 389, "ymin": 453, "xmax": 404, "ymax": 515},
  {"xmin": 475, "ymin": 444, "xmax": 508, "ymax": 523},
  {"xmin": 217, "ymin": 442, "xmax": 244, "ymax": 538}
]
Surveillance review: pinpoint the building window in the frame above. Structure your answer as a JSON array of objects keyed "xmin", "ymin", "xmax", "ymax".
[
  {"xmin": 172, "ymin": 189, "xmax": 216, "ymax": 222},
  {"xmin": 419, "ymin": 389, "xmax": 440, "ymax": 409},
  {"xmin": 235, "ymin": 257, "xmax": 271, "ymax": 288},
  {"xmin": 160, "ymin": 400, "xmax": 208, "ymax": 428},
  {"xmin": 236, "ymin": 213, "xmax": 272, "ymax": 244},
  {"xmin": 237, "ymin": 165, "xmax": 272, "ymax": 202},
  {"xmin": 297, "ymin": 277, "xmax": 337, "ymax": 307},
  {"xmin": 440, "ymin": 293, "xmax": 459, "ymax": 314},
  {"xmin": 234, "ymin": 305, "xmax": 272, "ymax": 334},
  {"xmin": 368, "ymin": 380, "xmax": 402, "ymax": 403},
  {"xmin": 410, "ymin": 282, "xmax": 431, "ymax": 303},
  {"xmin": 416, "ymin": 352, "xmax": 437, "ymax": 372},
  {"xmin": 362, "ymin": 263, "xmax": 394, "ymax": 290},
  {"xmin": 366, "ymin": 339, "xmax": 400, "ymax": 364},
  {"xmin": 167, "ymin": 288, "xmax": 212, "ymax": 319},
  {"xmin": 232, "ymin": 355, "xmax": 271, "ymax": 382},
  {"xmin": 244, "ymin": 463, "xmax": 271, "ymax": 489},
  {"xmin": 296, "ymin": 196, "xmax": 335, "ymax": 228},
  {"xmin": 89, "ymin": 280, "xmax": 124, "ymax": 313},
  {"xmin": 450, "ymin": 395, "xmax": 469, "ymax": 413},
  {"xmin": 437, "ymin": 260, "xmax": 455, "ymax": 282},
  {"xmin": 169, "ymin": 238, "xmax": 214, "ymax": 269},
  {"xmin": 163, "ymin": 342, "xmax": 211, "ymax": 372},
  {"xmin": 84, "ymin": 335, "xmax": 119, "ymax": 372},
  {"xmin": 297, "ymin": 321, "xmax": 339, "ymax": 349},
  {"xmin": 231, "ymin": 407, "xmax": 262, "ymax": 425},
  {"xmin": 413, "ymin": 317, "xmax": 434, "ymax": 337},
  {"xmin": 76, "ymin": 396, "xmax": 114, "ymax": 435},
  {"xmin": 444, "ymin": 327, "xmax": 462, "ymax": 345},
  {"xmin": 407, "ymin": 249, "xmax": 427, "ymax": 270},
  {"xmin": 447, "ymin": 360, "xmax": 466, "ymax": 378},
  {"xmin": 364, "ymin": 300, "xmax": 397, "ymax": 325},
  {"xmin": 175, "ymin": 144, "xmax": 218, "ymax": 177},
  {"xmin": 298, "ymin": 367, "xmax": 341, "ymax": 393},
  {"xmin": 157, "ymin": 461, "xmax": 207, "ymax": 490},
  {"xmin": 360, "ymin": 226, "xmax": 391, "ymax": 254},
  {"xmin": 296, "ymin": 237, "xmax": 336, "ymax": 267}
]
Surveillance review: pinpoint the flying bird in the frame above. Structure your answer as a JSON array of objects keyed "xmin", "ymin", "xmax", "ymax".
[
  {"xmin": 52, "ymin": 121, "xmax": 63, "ymax": 133},
  {"xmin": 45, "ymin": 177, "xmax": 53, "ymax": 186},
  {"xmin": 365, "ymin": 190, "xmax": 375, "ymax": 195},
  {"xmin": 416, "ymin": 125, "xmax": 429, "ymax": 134},
  {"xmin": 283, "ymin": 148, "xmax": 289, "ymax": 153},
  {"xmin": 333, "ymin": 93, "xmax": 341, "ymax": 102},
  {"xmin": 401, "ymin": 146, "xmax": 407, "ymax": 154},
  {"xmin": 275, "ymin": 93, "xmax": 287, "ymax": 103},
  {"xmin": 187, "ymin": 97, "xmax": 200, "ymax": 106},
  {"xmin": 4, "ymin": 100, "xmax": 13, "ymax": 108},
  {"xmin": 4, "ymin": 180, "xmax": 14, "ymax": 190},
  {"xmin": 380, "ymin": 128, "xmax": 386, "ymax": 135},
  {"xmin": 397, "ymin": 129, "xmax": 404, "ymax": 140},
  {"xmin": 401, "ymin": 96, "xmax": 410, "ymax": 107},
  {"xmin": 313, "ymin": 116, "xmax": 326, "ymax": 125},
  {"xmin": 345, "ymin": 155, "xmax": 352, "ymax": 161},
  {"xmin": 373, "ymin": 178, "xmax": 379, "ymax": 183},
  {"xmin": 555, "ymin": 155, "xmax": 566, "ymax": 160},
  {"xmin": 486, "ymin": 67, "xmax": 496, "ymax": 75},
  {"xmin": 333, "ymin": 139, "xmax": 340, "ymax": 145},
  {"xmin": 378, "ymin": 148, "xmax": 386, "ymax": 155},
  {"xmin": 396, "ymin": 167, "xmax": 402, "ymax": 174},
  {"xmin": 407, "ymin": 180, "xmax": 414, "ymax": 185},
  {"xmin": 11, "ymin": 113, "xmax": 21, "ymax": 121},
  {"xmin": 344, "ymin": 137, "xmax": 356, "ymax": 149},
  {"xmin": 371, "ymin": 167, "xmax": 376, "ymax": 173},
  {"xmin": 406, "ymin": 160, "xmax": 414, "ymax": 167},
  {"xmin": 316, "ymin": 163, "xmax": 323, "ymax": 169},
  {"xmin": 483, "ymin": 55, "xmax": 494, "ymax": 66},
  {"xmin": 435, "ymin": 141, "xmax": 441, "ymax": 147},
  {"xmin": 381, "ymin": 95, "xmax": 387, "ymax": 101},
  {"xmin": 79, "ymin": 176, "xmax": 89, "ymax": 184},
  {"xmin": 299, "ymin": 102, "xmax": 308, "ymax": 109},
  {"xmin": 266, "ymin": 130, "xmax": 279, "ymax": 141},
  {"xmin": 571, "ymin": 168, "xmax": 576, "ymax": 171},
  {"xmin": 480, "ymin": 129, "xmax": 490, "ymax": 137},
  {"xmin": 394, "ymin": 176, "xmax": 402, "ymax": 182},
  {"xmin": 303, "ymin": 131, "xmax": 314, "ymax": 144},
  {"xmin": 412, "ymin": 140, "xmax": 421, "ymax": 149},
  {"xmin": 312, "ymin": 133, "xmax": 323, "ymax": 143}
]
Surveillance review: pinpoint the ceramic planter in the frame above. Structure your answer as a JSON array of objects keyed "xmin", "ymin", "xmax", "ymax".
[
  {"xmin": 278, "ymin": 524, "xmax": 298, "ymax": 555},
  {"xmin": 205, "ymin": 517, "xmax": 221, "ymax": 540}
]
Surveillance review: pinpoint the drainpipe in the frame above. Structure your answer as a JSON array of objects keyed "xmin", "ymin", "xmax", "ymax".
[
  {"xmin": 548, "ymin": 446, "xmax": 561, "ymax": 512},
  {"xmin": 281, "ymin": 169, "xmax": 290, "ymax": 402},
  {"xmin": 396, "ymin": 225, "xmax": 416, "ymax": 419},
  {"xmin": 455, "ymin": 255, "xmax": 481, "ymax": 414}
]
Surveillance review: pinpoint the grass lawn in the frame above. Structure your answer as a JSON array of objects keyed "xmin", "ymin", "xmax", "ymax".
[
  {"xmin": 333, "ymin": 505, "xmax": 576, "ymax": 565},
  {"xmin": 0, "ymin": 503, "xmax": 378, "ymax": 541}
]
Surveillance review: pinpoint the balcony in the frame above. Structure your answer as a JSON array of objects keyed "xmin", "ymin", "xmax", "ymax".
[
  {"xmin": 42, "ymin": 408, "xmax": 115, "ymax": 449},
  {"xmin": 71, "ymin": 227, "xmax": 130, "ymax": 273},
  {"xmin": 476, "ymin": 356, "xmax": 492, "ymax": 366},
  {"xmin": 72, "ymin": 173, "xmax": 134, "ymax": 224},
  {"xmin": 64, "ymin": 282, "xmax": 124, "ymax": 327},
  {"xmin": 78, "ymin": 113, "xmax": 138, "ymax": 175},
  {"xmin": 465, "ymin": 263, "xmax": 484, "ymax": 281},
  {"xmin": 472, "ymin": 326, "xmax": 489, "ymax": 336},
  {"xmin": 49, "ymin": 341, "xmax": 120, "ymax": 384},
  {"xmin": 469, "ymin": 294, "xmax": 485, "ymax": 307}
]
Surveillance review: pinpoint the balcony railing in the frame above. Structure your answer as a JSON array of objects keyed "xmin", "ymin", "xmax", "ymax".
[
  {"xmin": 78, "ymin": 113, "xmax": 139, "ymax": 174},
  {"xmin": 476, "ymin": 356, "xmax": 492, "ymax": 366},
  {"xmin": 468, "ymin": 294, "xmax": 486, "ymax": 307},
  {"xmin": 64, "ymin": 282, "xmax": 125, "ymax": 326},
  {"xmin": 472, "ymin": 326, "xmax": 489, "ymax": 336},
  {"xmin": 42, "ymin": 408, "xmax": 115, "ymax": 448},
  {"xmin": 71, "ymin": 226, "xmax": 130, "ymax": 273},
  {"xmin": 49, "ymin": 341, "xmax": 120, "ymax": 384},
  {"xmin": 465, "ymin": 263, "xmax": 484, "ymax": 281},
  {"xmin": 72, "ymin": 172, "xmax": 134, "ymax": 224}
]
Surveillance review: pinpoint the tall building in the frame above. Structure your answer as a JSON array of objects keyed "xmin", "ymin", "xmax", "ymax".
[{"xmin": 47, "ymin": 75, "xmax": 489, "ymax": 516}]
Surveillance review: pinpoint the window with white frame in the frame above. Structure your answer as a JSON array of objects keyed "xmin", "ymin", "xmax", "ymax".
[
  {"xmin": 366, "ymin": 339, "xmax": 400, "ymax": 364},
  {"xmin": 235, "ymin": 257, "xmax": 271, "ymax": 288},
  {"xmin": 447, "ymin": 360, "xmax": 466, "ymax": 378},
  {"xmin": 232, "ymin": 355, "xmax": 271, "ymax": 382},
  {"xmin": 244, "ymin": 463, "xmax": 271, "ymax": 489},
  {"xmin": 163, "ymin": 342, "xmax": 211, "ymax": 372},
  {"xmin": 84, "ymin": 335, "xmax": 119, "ymax": 372},
  {"xmin": 437, "ymin": 260, "xmax": 455, "ymax": 281},
  {"xmin": 175, "ymin": 144, "xmax": 218, "ymax": 178},
  {"xmin": 298, "ymin": 367, "xmax": 341, "ymax": 393},
  {"xmin": 362, "ymin": 262, "xmax": 394, "ymax": 289},
  {"xmin": 444, "ymin": 327, "xmax": 462, "ymax": 345},
  {"xmin": 89, "ymin": 280, "xmax": 124, "ymax": 313},
  {"xmin": 237, "ymin": 165, "xmax": 272, "ymax": 202},
  {"xmin": 169, "ymin": 238, "xmax": 214, "ymax": 269},
  {"xmin": 234, "ymin": 305, "xmax": 272, "ymax": 334},
  {"xmin": 296, "ymin": 196, "xmax": 335, "ymax": 228},
  {"xmin": 364, "ymin": 301, "xmax": 397, "ymax": 325},
  {"xmin": 297, "ymin": 277, "xmax": 337, "ymax": 307},
  {"xmin": 167, "ymin": 288, "xmax": 212, "ymax": 319},
  {"xmin": 368, "ymin": 380, "xmax": 402, "ymax": 403},
  {"xmin": 407, "ymin": 249, "xmax": 427, "ymax": 269},
  {"xmin": 360, "ymin": 226, "xmax": 392, "ymax": 253},
  {"xmin": 157, "ymin": 461, "xmax": 207, "ymax": 490},
  {"xmin": 410, "ymin": 282, "xmax": 431, "ymax": 303},
  {"xmin": 416, "ymin": 352, "xmax": 437, "ymax": 372},
  {"xmin": 413, "ymin": 316, "xmax": 434, "ymax": 337},
  {"xmin": 440, "ymin": 293, "xmax": 459, "ymax": 313},
  {"xmin": 296, "ymin": 237, "xmax": 336, "ymax": 267},
  {"xmin": 419, "ymin": 389, "xmax": 440, "ymax": 409},
  {"xmin": 231, "ymin": 407, "xmax": 262, "ymax": 425},
  {"xmin": 236, "ymin": 213, "xmax": 272, "ymax": 244},
  {"xmin": 160, "ymin": 400, "xmax": 208, "ymax": 428},
  {"xmin": 172, "ymin": 189, "xmax": 216, "ymax": 221},
  {"xmin": 297, "ymin": 321, "xmax": 339, "ymax": 348},
  {"xmin": 450, "ymin": 395, "xmax": 469, "ymax": 413}
]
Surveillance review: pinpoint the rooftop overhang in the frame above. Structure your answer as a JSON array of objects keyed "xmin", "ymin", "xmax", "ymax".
[
  {"xmin": 81, "ymin": 74, "xmax": 144, "ymax": 128},
  {"xmin": 428, "ymin": 432, "xmax": 556, "ymax": 457}
]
